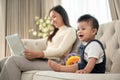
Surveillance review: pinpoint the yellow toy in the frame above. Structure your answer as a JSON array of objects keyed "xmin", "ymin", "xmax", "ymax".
[{"xmin": 66, "ymin": 56, "xmax": 81, "ymax": 66}]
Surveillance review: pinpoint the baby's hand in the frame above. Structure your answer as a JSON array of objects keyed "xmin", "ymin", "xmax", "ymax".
[{"xmin": 75, "ymin": 69, "xmax": 88, "ymax": 74}]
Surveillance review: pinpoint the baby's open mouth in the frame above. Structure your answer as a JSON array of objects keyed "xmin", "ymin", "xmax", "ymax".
[{"xmin": 79, "ymin": 35, "xmax": 83, "ymax": 37}]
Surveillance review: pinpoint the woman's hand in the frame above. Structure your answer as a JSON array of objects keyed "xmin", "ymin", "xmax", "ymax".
[{"xmin": 24, "ymin": 49, "xmax": 44, "ymax": 60}]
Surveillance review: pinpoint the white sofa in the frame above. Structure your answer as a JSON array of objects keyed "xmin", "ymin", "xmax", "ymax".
[{"xmin": 21, "ymin": 20, "xmax": 120, "ymax": 80}]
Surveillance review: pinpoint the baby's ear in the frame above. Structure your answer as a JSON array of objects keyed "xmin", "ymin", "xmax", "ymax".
[{"xmin": 93, "ymin": 28, "xmax": 97, "ymax": 35}]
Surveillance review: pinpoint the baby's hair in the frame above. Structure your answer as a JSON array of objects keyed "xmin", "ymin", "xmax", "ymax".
[{"xmin": 77, "ymin": 14, "xmax": 99, "ymax": 31}]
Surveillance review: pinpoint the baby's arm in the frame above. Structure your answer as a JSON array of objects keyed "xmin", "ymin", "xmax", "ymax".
[{"xmin": 76, "ymin": 57, "xmax": 97, "ymax": 73}]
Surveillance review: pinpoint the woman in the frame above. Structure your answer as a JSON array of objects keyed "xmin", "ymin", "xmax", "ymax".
[{"xmin": 0, "ymin": 5, "xmax": 76, "ymax": 80}]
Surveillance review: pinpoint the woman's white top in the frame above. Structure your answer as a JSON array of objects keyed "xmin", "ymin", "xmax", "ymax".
[{"xmin": 43, "ymin": 25, "xmax": 76, "ymax": 60}]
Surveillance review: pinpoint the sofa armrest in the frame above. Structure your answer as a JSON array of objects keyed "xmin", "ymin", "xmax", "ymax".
[{"xmin": 22, "ymin": 38, "xmax": 47, "ymax": 52}]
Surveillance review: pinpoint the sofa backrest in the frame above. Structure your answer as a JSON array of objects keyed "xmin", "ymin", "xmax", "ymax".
[
  {"xmin": 71, "ymin": 20, "xmax": 120, "ymax": 73},
  {"xmin": 96, "ymin": 20, "xmax": 120, "ymax": 73}
]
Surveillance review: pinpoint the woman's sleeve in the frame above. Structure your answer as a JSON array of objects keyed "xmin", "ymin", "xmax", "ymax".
[{"xmin": 43, "ymin": 28, "xmax": 77, "ymax": 58}]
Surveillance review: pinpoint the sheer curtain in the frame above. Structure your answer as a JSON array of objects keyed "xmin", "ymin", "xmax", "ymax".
[{"xmin": 61, "ymin": 0, "xmax": 112, "ymax": 29}]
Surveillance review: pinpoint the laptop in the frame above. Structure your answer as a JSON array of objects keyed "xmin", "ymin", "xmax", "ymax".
[{"xmin": 6, "ymin": 33, "xmax": 25, "ymax": 56}]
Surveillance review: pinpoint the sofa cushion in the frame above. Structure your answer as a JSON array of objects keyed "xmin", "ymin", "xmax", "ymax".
[
  {"xmin": 22, "ymin": 38, "xmax": 47, "ymax": 52},
  {"xmin": 32, "ymin": 71, "xmax": 120, "ymax": 80},
  {"xmin": 21, "ymin": 70, "xmax": 40, "ymax": 80}
]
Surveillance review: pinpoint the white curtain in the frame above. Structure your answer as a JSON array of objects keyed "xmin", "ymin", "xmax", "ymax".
[{"xmin": 61, "ymin": 0, "xmax": 112, "ymax": 29}]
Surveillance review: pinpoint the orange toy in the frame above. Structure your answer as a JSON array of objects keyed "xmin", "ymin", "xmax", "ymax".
[{"xmin": 66, "ymin": 56, "xmax": 81, "ymax": 66}]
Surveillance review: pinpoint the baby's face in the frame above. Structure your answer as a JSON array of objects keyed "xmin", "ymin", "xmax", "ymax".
[{"xmin": 77, "ymin": 21, "xmax": 97, "ymax": 42}]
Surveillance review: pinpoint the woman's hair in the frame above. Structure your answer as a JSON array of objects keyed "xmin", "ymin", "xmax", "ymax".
[
  {"xmin": 77, "ymin": 14, "xmax": 99, "ymax": 31},
  {"xmin": 47, "ymin": 5, "xmax": 71, "ymax": 42}
]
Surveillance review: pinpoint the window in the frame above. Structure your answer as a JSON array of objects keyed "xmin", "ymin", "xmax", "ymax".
[{"xmin": 61, "ymin": 0, "xmax": 112, "ymax": 29}]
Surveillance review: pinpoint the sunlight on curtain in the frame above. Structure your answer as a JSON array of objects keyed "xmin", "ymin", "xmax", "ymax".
[{"xmin": 61, "ymin": 0, "xmax": 112, "ymax": 29}]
